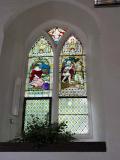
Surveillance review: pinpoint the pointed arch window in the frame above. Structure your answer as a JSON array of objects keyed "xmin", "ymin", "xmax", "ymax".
[
  {"xmin": 59, "ymin": 35, "xmax": 88, "ymax": 134},
  {"xmin": 24, "ymin": 36, "xmax": 53, "ymax": 130},
  {"xmin": 23, "ymin": 28, "xmax": 89, "ymax": 136}
]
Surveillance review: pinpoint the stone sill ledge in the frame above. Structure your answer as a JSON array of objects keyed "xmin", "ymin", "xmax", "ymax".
[{"xmin": 0, "ymin": 142, "xmax": 106, "ymax": 152}]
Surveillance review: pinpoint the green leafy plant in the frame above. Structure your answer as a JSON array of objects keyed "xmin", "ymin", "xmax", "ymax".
[{"xmin": 11, "ymin": 116, "xmax": 75, "ymax": 148}]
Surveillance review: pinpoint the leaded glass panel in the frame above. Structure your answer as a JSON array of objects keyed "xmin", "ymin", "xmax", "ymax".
[
  {"xmin": 59, "ymin": 98, "xmax": 88, "ymax": 134},
  {"xmin": 25, "ymin": 36, "xmax": 53, "ymax": 97},
  {"xmin": 48, "ymin": 27, "xmax": 65, "ymax": 44},
  {"xmin": 59, "ymin": 98, "xmax": 88, "ymax": 114},
  {"xmin": 59, "ymin": 115, "xmax": 88, "ymax": 134},
  {"xmin": 24, "ymin": 99, "xmax": 49, "ymax": 131}
]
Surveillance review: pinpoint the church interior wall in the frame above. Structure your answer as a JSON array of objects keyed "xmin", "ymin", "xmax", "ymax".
[{"xmin": 0, "ymin": 0, "xmax": 120, "ymax": 159}]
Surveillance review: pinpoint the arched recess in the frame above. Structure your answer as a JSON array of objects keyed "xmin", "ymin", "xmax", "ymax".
[{"xmin": 0, "ymin": 0, "xmax": 105, "ymax": 142}]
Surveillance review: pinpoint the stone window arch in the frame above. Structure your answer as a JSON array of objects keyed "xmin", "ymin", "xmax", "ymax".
[{"xmin": 23, "ymin": 26, "xmax": 91, "ymax": 139}]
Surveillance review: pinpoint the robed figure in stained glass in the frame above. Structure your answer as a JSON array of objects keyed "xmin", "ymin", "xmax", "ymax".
[
  {"xmin": 29, "ymin": 59, "xmax": 50, "ymax": 90},
  {"xmin": 61, "ymin": 57, "xmax": 84, "ymax": 90}
]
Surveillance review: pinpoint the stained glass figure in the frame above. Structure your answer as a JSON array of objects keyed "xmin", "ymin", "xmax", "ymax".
[
  {"xmin": 59, "ymin": 98, "xmax": 88, "ymax": 134},
  {"xmin": 24, "ymin": 99, "xmax": 49, "ymax": 131},
  {"xmin": 25, "ymin": 36, "xmax": 53, "ymax": 97},
  {"xmin": 59, "ymin": 36, "xmax": 87, "ymax": 97},
  {"xmin": 48, "ymin": 27, "xmax": 66, "ymax": 44}
]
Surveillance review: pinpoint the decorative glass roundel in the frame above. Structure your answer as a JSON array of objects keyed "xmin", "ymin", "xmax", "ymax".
[{"xmin": 48, "ymin": 27, "xmax": 66, "ymax": 44}]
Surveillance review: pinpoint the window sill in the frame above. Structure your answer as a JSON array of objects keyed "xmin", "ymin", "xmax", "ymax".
[{"xmin": 0, "ymin": 142, "xmax": 106, "ymax": 152}]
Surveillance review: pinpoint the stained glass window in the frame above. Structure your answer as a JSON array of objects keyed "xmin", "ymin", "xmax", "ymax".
[
  {"xmin": 24, "ymin": 30, "xmax": 90, "ymax": 137},
  {"xmin": 25, "ymin": 36, "xmax": 53, "ymax": 97},
  {"xmin": 24, "ymin": 99, "xmax": 50, "ymax": 131},
  {"xmin": 48, "ymin": 27, "xmax": 66, "ymax": 44},
  {"xmin": 59, "ymin": 36, "xmax": 87, "ymax": 97}
]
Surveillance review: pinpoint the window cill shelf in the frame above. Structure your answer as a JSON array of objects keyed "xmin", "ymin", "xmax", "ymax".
[{"xmin": 0, "ymin": 142, "xmax": 106, "ymax": 152}]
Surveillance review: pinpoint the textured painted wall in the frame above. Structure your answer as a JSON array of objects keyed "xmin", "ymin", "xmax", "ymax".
[{"xmin": 0, "ymin": 0, "xmax": 120, "ymax": 159}]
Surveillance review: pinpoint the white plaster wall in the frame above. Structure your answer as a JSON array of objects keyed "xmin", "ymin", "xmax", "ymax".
[{"xmin": 0, "ymin": 0, "xmax": 119, "ymax": 159}]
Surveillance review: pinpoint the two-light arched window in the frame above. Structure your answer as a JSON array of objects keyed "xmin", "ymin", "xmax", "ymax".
[{"xmin": 24, "ymin": 27, "xmax": 89, "ymax": 135}]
